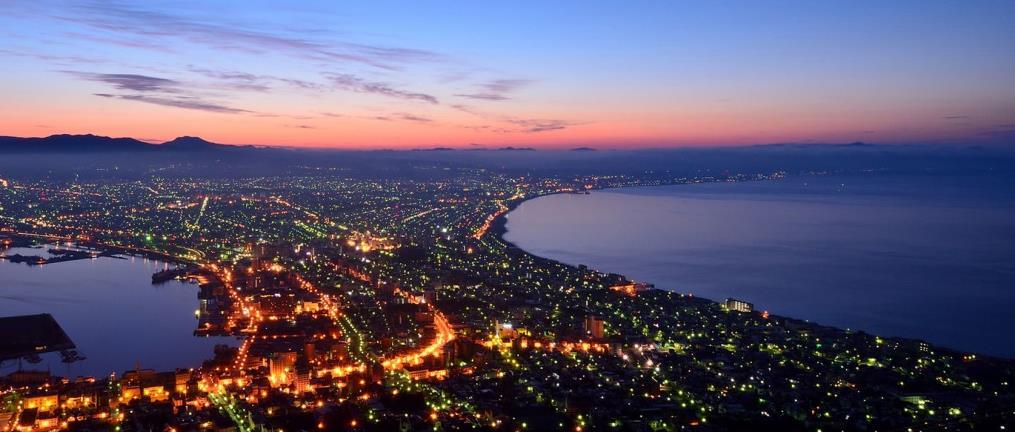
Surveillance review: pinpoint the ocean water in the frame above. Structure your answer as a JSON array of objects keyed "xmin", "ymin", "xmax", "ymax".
[
  {"xmin": 504, "ymin": 174, "xmax": 1015, "ymax": 357},
  {"xmin": 0, "ymin": 249, "xmax": 228, "ymax": 378}
]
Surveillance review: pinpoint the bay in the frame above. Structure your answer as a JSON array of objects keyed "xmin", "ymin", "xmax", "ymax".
[
  {"xmin": 504, "ymin": 174, "xmax": 1015, "ymax": 357},
  {"xmin": 0, "ymin": 248, "xmax": 228, "ymax": 378}
]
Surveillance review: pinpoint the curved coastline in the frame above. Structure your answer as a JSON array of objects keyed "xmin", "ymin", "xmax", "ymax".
[
  {"xmin": 491, "ymin": 181, "xmax": 711, "ymax": 274},
  {"xmin": 490, "ymin": 181, "xmax": 1013, "ymax": 359},
  {"xmin": 491, "ymin": 180, "xmax": 738, "ymax": 271},
  {"xmin": 490, "ymin": 185, "xmax": 840, "ymax": 329},
  {"xmin": 489, "ymin": 191, "xmax": 561, "ymax": 251},
  {"xmin": 490, "ymin": 175, "xmax": 782, "ymax": 251}
]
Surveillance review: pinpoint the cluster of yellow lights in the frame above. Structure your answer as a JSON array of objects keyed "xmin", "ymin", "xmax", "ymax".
[{"xmin": 380, "ymin": 288, "xmax": 455, "ymax": 371}]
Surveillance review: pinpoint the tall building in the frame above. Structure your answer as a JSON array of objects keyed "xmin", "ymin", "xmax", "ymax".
[
  {"xmin": 294, "ymin": 362, "xmax": 312, "ymax": 394},
  {"xmin": 269, "ymin": 351, "xmax": 298, "ymax": 386}
]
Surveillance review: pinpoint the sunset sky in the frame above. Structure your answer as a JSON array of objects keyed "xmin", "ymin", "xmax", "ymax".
[{"xmin": 2, "ymin": 0, "xmax": 1013, "ymax": 149}]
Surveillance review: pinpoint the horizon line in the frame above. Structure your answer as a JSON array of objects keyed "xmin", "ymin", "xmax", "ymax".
[{"xmin": 4, "ymin": 132, "xmax": 1011, "ymax": 152}]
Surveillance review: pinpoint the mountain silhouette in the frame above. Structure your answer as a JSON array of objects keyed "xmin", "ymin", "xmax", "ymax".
[
  {"xmin": 0, "ymin": 134, "xmax": 231, "ymax": 153},
  {"xmin": 160, "ymin": 136, "xmax": 228, "ymax": 150}
]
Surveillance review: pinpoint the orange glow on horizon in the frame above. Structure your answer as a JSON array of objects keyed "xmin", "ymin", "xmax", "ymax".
[{"xmin": 2, "ymin": 97, "xmax": 993, "ymax": 150}]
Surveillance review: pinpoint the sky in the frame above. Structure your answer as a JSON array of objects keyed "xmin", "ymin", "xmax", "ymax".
[{"xmin": 1, "ymin": 0, "xmax": 1013, "ymax": 149}]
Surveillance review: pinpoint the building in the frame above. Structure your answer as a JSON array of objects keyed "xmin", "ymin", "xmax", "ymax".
[
  {"xmin": 495, "ymin": 322, "xmax": 518, "ymax": 340},
  {"xmin": 608, "ymin": 282, "xmax": 653, "ymax": 297},
  {"xmin": 257, "ymin": 293, "xmax": 298, "ymax": 319},
  {"xmin": 293, "ymin": 362, "xmax": 312, "ymax": 394},
  {"xmin": 21, "ymin": 394, "xmax": 58, "ymax": 412},
  {"xmin": 174, "ymin": 369, "xmax": 191, "ymax": 394},
  {"xmin": 725, "ymin": 298, "xmax": 754, "ymax": 313},
  {"xmin": 584, "ymin": 315, "xmax": 605, "ymax": 339},
  {"xmin": 269, "ymin": 351, "xmax": 298, "ymax": 387}
]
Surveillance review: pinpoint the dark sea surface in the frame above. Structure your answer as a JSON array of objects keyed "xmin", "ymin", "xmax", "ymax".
[
  {"xmin": 0, "ymin": 248, "xmax": 228, "ymax": 378},
  {"xmin": 504, "ymin": 174, "xmax": 1015, "ymax": 357}
]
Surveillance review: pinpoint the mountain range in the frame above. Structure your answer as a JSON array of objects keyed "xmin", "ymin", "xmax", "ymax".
[{"xmin": 0, "ymin": 134, "xmax": 240, "ymax": 153}]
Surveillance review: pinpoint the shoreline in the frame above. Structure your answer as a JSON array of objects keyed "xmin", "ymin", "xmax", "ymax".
[
  {"xmin": 490, "ymin": 180, "xmax": 739, "ymax": 294},
  {"xmin": 0, "ymin": 241, "xmax": 224, "ymax": 378},
  {"xmin": 490, "ymin": 177, "xmax": 780, "ymax": 270},
  {"xmin": 489, "ymin": 179, "xmax": 1012, "ymax": 360},
  {"xmin": 490, "ymin": 173, "xmax": 792, "ymax": 250},
  {"xmin": 1, "ymin": 232, "xmax": 192, "ymax": 266}
]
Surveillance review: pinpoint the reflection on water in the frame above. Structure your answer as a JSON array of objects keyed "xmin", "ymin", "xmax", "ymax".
[
  {"xmin": 0, "ymin": 248, "xmax": 229, "ymax": 378},
  {"xmin": 505, "ymin": 174, "xmax": 1015, "ymax": 357}
]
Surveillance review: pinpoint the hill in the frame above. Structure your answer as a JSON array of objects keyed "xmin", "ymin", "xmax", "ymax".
[{"xmin": 0, "ymin": 134, "xmax": 231, "ymax": 153}]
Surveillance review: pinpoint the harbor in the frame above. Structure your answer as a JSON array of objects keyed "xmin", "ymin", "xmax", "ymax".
[{"xmin": 0, "ymin": 240, "xmax": 230, "ymax": 378}]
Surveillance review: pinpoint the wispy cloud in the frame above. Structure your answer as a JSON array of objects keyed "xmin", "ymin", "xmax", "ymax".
[
  {"xmin": 65, "ymin": 31, "xmax": 173, "ymax": 52},
  {"xmin": 455, "ymin": 93, "xmax": 510, "ymax": 101},
  {"xmin": 370, "ymin": 113, "xmax": 434, "ymax": 123},
  {"xmin": 327, "ymin": 73, "xmax": 438, "ymax": 104},
  {"xmin": 277, "ymin": 78, "xmax": 323, "ymax": 91},
  {"xmin": 64, "ymin": 71, "xmax": 179, "ymax": 92},
  {"xmin": 977, "ymin": 123, "xmax": 1015, "ymax": 139},
  {"xmin": 0, "ymin": 48, "xmax": 106, "ymax": 65},
  {"xmin": 452, "ymin": 104, "xmax": 577, "ymax": 133},
  {"xmin": 74, "ymin": 71, "xmax": 251, "ymax": 114},
  {"xmin": 187, "ymin": 67, "xmax": 273, "ymax": 92},
  {"xmin": 5, "ymin": 2, "xmax": 576, "ymax": 138},
  {"xmin": 456, "ymin": 78, "xmax": 532, "ymax": 102},
  {"xmin": 188, "ymin": 67, "xmax": 331, "ymax": 93},
  {"xmin": 57, "ymin": 2, "xmax": 443, "ymax": 70},
  {"xmin": 483, "ymin": 79, "xmax": 531, "ymax": 93},
  {"xmin": 515, "ymin": 119, "xmax": 569, "ymax": 132},
  {"xmin": 395, "ymin": 113, "xmax": 433, "ymax": 123},
  {"xmin": 102, "ymin": 94, "xmax": 251, "ymax": 114}
]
